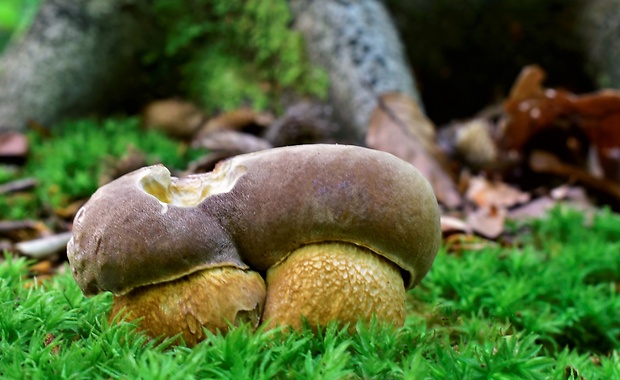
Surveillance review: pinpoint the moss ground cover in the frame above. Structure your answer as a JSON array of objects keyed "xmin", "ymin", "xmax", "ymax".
[
  {"xmin": 150, "ymin": 0, "xmax": 328, "ymax": 112},
  {"xmin": 1, "ymin": 206, "xmax": 618, "ymax": 379},
  {"xmin": 0, "ymin": 117, "xmax": 201, "ymax": 219}
]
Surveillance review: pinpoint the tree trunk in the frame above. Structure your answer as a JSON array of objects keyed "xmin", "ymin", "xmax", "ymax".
[
  {"xmin": 288, "ymin": 0, "xmax": 421, "ymax": 143},
  {"xmin": 0, "ymin": 0, "xmax": 152, "ymax": 131}
]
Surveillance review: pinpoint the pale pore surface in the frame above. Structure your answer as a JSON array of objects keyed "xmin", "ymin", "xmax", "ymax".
[
  {"xmin": 139, "ymin": 163, "xmax": 247, "ymax": 207},
  {"xmin": 262, "ymin": 242, "xmax": 406, "ymax": 330}
]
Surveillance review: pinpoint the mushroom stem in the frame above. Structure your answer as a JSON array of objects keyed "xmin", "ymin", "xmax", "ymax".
[
  {"xmin": 262, "ymin": 242, "xmax": 406, "ymax": 331},
  {"xmin": 110, "ymin": 267, "xmax": 266, "ymax": 346}
]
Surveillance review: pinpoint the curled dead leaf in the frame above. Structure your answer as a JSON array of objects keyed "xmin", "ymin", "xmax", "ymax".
[
  {"xmin": 143, "ymin": 99, "xmax": 206, "ymax": 139},
  {"xmin": 529, "ymin": 150, "xmax": 620, "ymax": 202},
  {"xmin": 265, "ymin": 100, "xmax": 339, "ymax": 146},
  {"xmin": 187, "ymin": 131, "xmax": 272, "ymax": 173},
  {"xmin": 29, "ymin": 260, "xmax": 54, "ymax": 276},
  {"xmin": 501, "ymin": 65, "xmax": 620, "ymax": 184},
  {"xmin": 0, "ymin": 178, "xmax": 37, "ymax": 195},
  {"xmin": 0, "ymin": 132, "xmax": 28, "ymax": 161},
  {"xmin": 466, "ymin": 205, "xmax": 506, "ymax": 239},
  {"xmin": 366, "ymin": 92, "xmax": 461, "ymax": 208},
  {"xmin": 0, "ymin": 220, "xmax": 50, "ymax": 242},
  {"xmin": 194, "ymin": 108, "xmax": 273, "ymax": 141},
  {"xmin": 192, "ymin": 130, "xmax": 272, "ymax": 153},
  {"xmin": 500, "ymin": 65, "xmax": 575, "ymax": 152},
  {"xmin": 98, "ymin": 145, "xmax": 147, "ymax": 187},
  {"xmin": 441, "ymin": 215, "xmax": 472, "ymax": 235},
  {"xmin": 465, "ymin": 176, "xmax": 530, "ymax": 208},
  {"xmin": 15, "ymin": 231, "xmax": 73, "ymax": 259},
  {"xmin": 445, "ymin": 233, "xmax": 497, "ymax": 255}
]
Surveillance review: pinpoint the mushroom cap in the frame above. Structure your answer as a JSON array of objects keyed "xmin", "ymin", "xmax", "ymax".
[
  {"xmin": 208, "ymin": 145, "xmax": 441, "ymax": 289},
  {"xmin": 68, "ymin": 144, "xmax": 440, "ymax": 295},
  {"xmin": 67, "ymin": 165, "xmax": 246, "ymax": 296}
]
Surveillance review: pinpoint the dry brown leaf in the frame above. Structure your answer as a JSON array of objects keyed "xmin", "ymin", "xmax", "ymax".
[
  {"xmin": 507, "ymin": 196, "xmax": 557, "ymax": 221},
  {"xmin": 15, "ymin": 231, "xmax": 72, "ymax": 259},
  {"xmin": 465, "ymin": 176, "xmax": 530, "ymax": 208},
  {"xmin": 507, "ymin": 186, "xmax": 595, "ymax": 221},
  {"xmin": 440, "ymin": 215, "xmax": 471, "ymax": 234},
  {"xmin": 500, "ymin": 66, "xmax": 575, "ymax": 152},
  {"xmin": 194, "ymin": 108, "xmax": 274, "ymax": 141},
  {"xmin": 29, "ymin": 260, "xmax": 54, "ymax": 276},
  {"xmin": 507, "ymin": 64, "xmax": 546, "ymax": 101},
  {"xmin": 501, "ymin": 65, "xmax": 620, "ymax": 184},
  {"xmin": 0, "ymin": 178, "xmax": 37, "ymax": 195},
  {"xmin": 23, "ymin": 275, "xmax": 53, "ymax": 289},
  {"xmin": 54, "ymin": 199, "xmax": 87, "ymax": 220},
  {"xmin": 265, "ymin": 101, "xmax": 339, "ymax": 146},
  {"xmin": 143, "ymin": 99, "xmax": 206, "ymax": 139},
  {"xmin": 0, "ymin": 220, "xmax": 50, "ymax": 242},
  {"xmin": 529, "ymin": 150, "xmax": 620, "ymax": 201},
  {"xmin": 98, "ymin": 145, "xmax": 147, "ymax": 187},
  {"xmin": 44, "ymin": 333, "xmax": 61, "ymax": 355},
  {"xmin": 193, "ymin": 130, "xmax": 272, "ymax": 153},
  {"xmin": 0, "ymin": 132, "xmax": 28, "ymax": 161},
  {"xmin": 366, "ymin": 92, "xmax": 461, "ymax": 208},
  {"xmin": 187, "ymin": 131, "xmax": 272, "ymax": 174},
  {"xmin": 444, "ymin": 233, "xmax": 497, "ymax": 255},
  {"xmin": 466, "ymin": 205, "xmax": 506, "ymax": 239}
]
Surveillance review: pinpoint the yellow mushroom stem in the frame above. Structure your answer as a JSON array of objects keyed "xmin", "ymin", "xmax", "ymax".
[
  {"xmin": 110, "ymin": 267, "xmax": 266, "ymax": 347},
  {"xmin": 262, "ymin": 242, "xmax": 407, "ymax": 331}
]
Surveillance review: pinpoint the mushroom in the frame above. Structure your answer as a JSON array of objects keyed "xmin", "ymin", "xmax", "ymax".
[{"xmin": 67, "ymin": 144, "xmax": 440, "ymax": 343}]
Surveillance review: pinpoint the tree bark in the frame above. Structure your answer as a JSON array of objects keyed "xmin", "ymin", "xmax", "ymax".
[
  {"xmin": 288, "ymin": 0, "xmax": 421, "ymax": 143},
  {"xmin": 0, "ymin": 0, "xmax": 151, "ymax": 131}
]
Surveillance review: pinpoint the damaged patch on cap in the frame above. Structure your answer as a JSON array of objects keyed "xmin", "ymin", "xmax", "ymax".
[{"xmin": 139, "ymin": 162, "xmax": 248, "ymax": 209}]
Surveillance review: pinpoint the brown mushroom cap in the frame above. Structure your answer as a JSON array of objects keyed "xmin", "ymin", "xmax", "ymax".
[
  {"xmin": 68, "ymin": 144, "xmax": 440, "ymax": 296},
  {"xmin": 67, "ymin": 165, "xmax": 247, "ymax": 296}
]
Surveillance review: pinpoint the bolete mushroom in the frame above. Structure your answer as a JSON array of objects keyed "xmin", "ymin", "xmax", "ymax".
[{"xmin": 67, "ymin": 144, "xmax": 440, "ymax": 343}]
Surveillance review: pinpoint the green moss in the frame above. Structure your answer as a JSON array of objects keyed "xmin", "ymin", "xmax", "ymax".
[
  {"xmin": 2, "ymin": 207, "xmax": 620, "ymax": 378},
  {"xmin": 0, "ymin": 0, "xmax": 40, "ymax": 52},
  {"xmin": 25, "ymin": 117, "xmax": 200, "ymax": 211},
  {"xmin": 152, "ymin": 0, "xmax": 328, "ymax": 112}
]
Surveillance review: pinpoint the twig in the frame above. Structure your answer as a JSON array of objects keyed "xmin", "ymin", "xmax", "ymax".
[{"xmin": 0, "ymin": 178, "xmax": 37, "ymax": 194}]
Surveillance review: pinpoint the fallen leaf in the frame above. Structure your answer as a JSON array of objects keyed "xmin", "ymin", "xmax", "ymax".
[
  {"xmin": 23, "ymin": 276, "xmax": 53, "ymax": 289},
  {"xmin": 366, "ymin": 92, "xmax": 461, "ymax": 208},
  {"xmin": 193, "ymin": 130, "xmax": 272, "ymax": 153},
  {"xmin": 466, "ymin": 205, "xmax": 506, "ymax": 239},
  {"xmin": 55, "ymin": 199, "xmax": 87, "ymax": 220},
  {"xmin": 0, "ymin": 220, "xmax": 50, "ymax": 242},
  {"xmin": 0, "ymin": 132, "xmax": 28, "ymax": 163},
  {"xmin": 44, "ymin": 333, "xmax": 60, "ymax": 355},
  {"xmin": 187, "ymin": 131, "xmax": 272, "ymax": 173},
  {"xmin": 143, "ymin": 99, "xmax": 206, "ymax": 139},
  {"xmin": 98, "ymin": 145, "xmax": 147, "ymax": 187},
  {"xmin": 15, "ymin": 231, "xmax": 73, "ymax": 259},
  {"xmin": 440, "ymin": 215, "xmax": 472, "ymax": 234},
  {"xmin": 465, "ymin": 176, "xmax": 530, "ymax": 208},
  {"xmin": 444, "ymin": 233, "xmax": 497, "ymax": 255},
  {"xmin": 194, "ymin": 108, "xmax": 273, "ymax": 141},
  {"xmin": 500, "ymin": 65, "xmax": 575, "ymax": 151},
  {"xmin": 529, "ymin": 150, "xmax": 620, "ymax": 202},
  {"xmin": 265, "ymin": 100, "xmax": 339, "ymax": 146},
  {"xmin": 29, "ymin": 260, "xmax": 54, "ymax": 276},
  {"xmin": 501, "ymin": 65, "xmax": 620, "ymax": 184},
  {"xmin": 0, "ymin": 178, "xmax": 37, "ymax": 195},
  {"xmin": 507, "ymin": 196, "xmax": 557, "ymax": 221}
]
